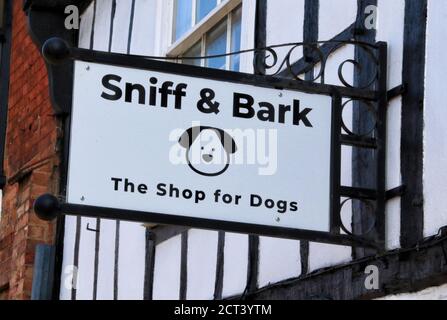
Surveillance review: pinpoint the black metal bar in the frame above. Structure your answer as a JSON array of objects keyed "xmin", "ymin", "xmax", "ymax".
[
  {"xmin": 86, "ymin": 222, "xmax": 99, "ymax": 232},
  {"xmin": 341, "ymin": 134, "xmax": 377, "ymax": 149},
  {"xmin": 213, "ymin": 231, "xmax": 225, "ymax": 300},
  {"xmin": 387, "ymin": 84, "xmax": 405, "ymax": 101},
  {"xmin": 386, "ymin": 185, "xmax": 406, "ymax": 201},
  {"xmin": 92, "ymin": 218, "xmax": 100, "ymax": 300},
  {"xmin": 375, "ymin": 41, "xmax": 388, "ymax": 250},
  {"xmin": 113, "ymin": 220, "xmax": 119, "ymax": 300},
  {"xmin": 71, "ymin": 216, "xmax": 81, "ymax": 300},
  {"xmin": 52, "ymin": 115, "xmax": 70, "ymax": 301},
  {"xmin": 68, "ymin": 46, "xmax": 377, "ymax": 101},
  {"xmin": 340, "ymin": 187, "xmax": 403, "ymax": 218},
  {"xmin": 179, "ymin": 231, "xmax": 188, "ymax": 300},
  {"xmin": 126, "ymin": 0, "xmax": 136, "ymax": 55},
  {"xmin": 56, "ymin": 202, "xmax": 379, "ymax": 249},
  {"xmin": 143, "ymin": 229, "xmax": 156, "ymax": 300},
  {"xmin": 246, "ymin": 235, "xmax": 259, "ymax": 295},
  {"xmin": 330, "ymin": 95, "xmax": 343, "ymax": 234},
  {"xmin": 340, "ymin": 186, "xmax": 377, "ymax": 201}
]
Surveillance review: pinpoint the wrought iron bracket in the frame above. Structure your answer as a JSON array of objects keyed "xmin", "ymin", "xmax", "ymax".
[
  {"xmin": 31, "ymin": 35, "xmax": 401, "ymax": 250},
  {"xmin": 34, "ymin": 194, "xmax": 381, "ymax": 249}
]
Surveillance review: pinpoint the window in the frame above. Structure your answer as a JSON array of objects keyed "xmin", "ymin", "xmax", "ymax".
[
  {"xmin": 172, "ymin": 2, "xmax": 242, "ymax": 72},
  {"xmin": 174, "ymin": 0, "xmax": 220, "ymax": 41}
]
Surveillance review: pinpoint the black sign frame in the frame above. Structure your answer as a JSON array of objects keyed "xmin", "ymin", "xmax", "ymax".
[{"xmin": 34, "ymin": 38, "xmax": 401, "ymax": 250}]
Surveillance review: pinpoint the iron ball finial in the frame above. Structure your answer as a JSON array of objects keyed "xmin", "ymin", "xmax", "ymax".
[
  {"xmin": 34, "ymin": 194, "xmax": 61, "ymax": 221},
  {"xmin": 42, "ymin": 37, "xmax": 72, "ymax": 65}
]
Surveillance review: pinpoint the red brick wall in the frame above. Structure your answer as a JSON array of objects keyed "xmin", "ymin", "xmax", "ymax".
[{"xmin": 0, "ymin": 1, "xmax": 60, "ymax": 300}]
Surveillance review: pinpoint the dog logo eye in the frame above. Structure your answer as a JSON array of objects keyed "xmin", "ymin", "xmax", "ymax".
[{"xmin": 201, "ymin": 147, "xmax": 204, "ymax": 150}]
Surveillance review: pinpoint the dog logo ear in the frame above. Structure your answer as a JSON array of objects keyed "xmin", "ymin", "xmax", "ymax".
[
  {"xmin": 178, "ymin": 127, "xmax": 201, "ymax": 149},
  {"xmin": 219, "ymin": 130, "xmax": 237, "ymax": 154},
  {"xmin": 179, "ymin": 126, "xmax": 237, "ymax": 154}
]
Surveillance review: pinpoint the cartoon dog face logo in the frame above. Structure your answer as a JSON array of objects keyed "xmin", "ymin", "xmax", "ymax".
[{"xmin": 178, "ymin": 126, "xmax": 237, "ymax": 177}]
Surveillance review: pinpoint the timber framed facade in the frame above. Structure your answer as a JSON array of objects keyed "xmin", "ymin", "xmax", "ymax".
[{"xmin": 0, "ymin": 0, "xmax": 446, "ymax": 300}]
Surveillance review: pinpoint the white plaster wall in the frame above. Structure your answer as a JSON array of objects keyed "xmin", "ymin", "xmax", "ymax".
[
  {"xmin": 186, "ymin": 230, "xmax": 218, "ymax": 300},
  {"xmin": 110, "ymin": 0, "xmax": 133, "ymax": 54},
  {"xmin": 153, "ymin": 0, "xmax": 174, "ymax": 56},
  {"xmin": 130, "ymin": 0, "xmax": 158, "ymax": 56},
  {"xmin": 379, "ymin": 284, "xmax": 447, "ymax": 300},
  {"xmin": 319, "ymin": 0, "xmax": 357, "ymax": 40},
  {"xmin": 153, "ymin": 235, "xmax": 182, "ymax": 300},
  {"xmin": 222, "ymin": 233, "xmax": 248, "ymax": 298},
  {"xmin": 423, "ymin": 0, "xmax": 447, "ymax": 237},
  {"xmin": 258, "ymin": 237, "xmax": 301, "ymax": 287},
  {"xmin": 266, "ymin": 0, "xmax": 304, "ymax": 74},
  {"xmin": 239, "ymin": 0, "xmax": 256, "ymax": 73},
  {"xmin": 96, "ymin": 219, "xmax": 115, "ymax": 300}
]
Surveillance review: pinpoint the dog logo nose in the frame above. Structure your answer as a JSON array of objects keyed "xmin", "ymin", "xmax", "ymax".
[{"xmin": 202, "ymin": 154, "xmax": 213, "ymax": 163}]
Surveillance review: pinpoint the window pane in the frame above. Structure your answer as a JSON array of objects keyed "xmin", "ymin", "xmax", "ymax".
[
  {"xmin": 230, "ymin": 6, "xmax": 242, "ymax": 71},
  {"xmin": 175, "ymin": 0, "xmax": 193, "ymax": 41},
  {"xmin": 196, "ymin": 0, "xmax": 218, "ymax": 23},
  {"xmin": 183, "ymin": 41, "xmax": 202, "ymax": 66},
  {"xmin": 206, "ymin": 20, "xmax": 227, "ymax": 70}
]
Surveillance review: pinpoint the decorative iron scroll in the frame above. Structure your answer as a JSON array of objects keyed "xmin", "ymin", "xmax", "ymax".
[{"xmin": 170, "ymin": 40, "xmax": 380, "ymax": 89}]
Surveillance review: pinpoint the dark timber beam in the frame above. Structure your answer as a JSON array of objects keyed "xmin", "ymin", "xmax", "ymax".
[
  {"xmin": 24, "ymin": 0, "xmax": 81, "ymax": 114},
  {"xmin": 351, "ymin": 0, "xmax": 379, "ymax": 259},
  {"xmin": 238, "ymin": 232, "xmax": 447, "ymax": 300},
  {"xmin": 300, "ymin": 0, "xmax": 319, "ymax": 277},
  {"xmin": 400, "ymin": 0, "xmax": 427, "ymax": 248}
]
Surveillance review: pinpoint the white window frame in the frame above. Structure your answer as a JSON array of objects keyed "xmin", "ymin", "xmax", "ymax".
[{"xmin": 168, "ymin": 0, "xmax": 242, "ymax": 68}]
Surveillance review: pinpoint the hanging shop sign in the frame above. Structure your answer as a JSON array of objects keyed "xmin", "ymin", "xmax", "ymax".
[
  {"xmin": 68, "ymin": 60, "xmax": 333, "ymax": 232},
  {"xmin": 34, "ymin": 38, "xmax": 394, "ymax": 248}
]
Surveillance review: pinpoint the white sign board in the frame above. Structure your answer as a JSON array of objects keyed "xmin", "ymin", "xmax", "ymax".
[{"xmin": 67, "ymin": 61, "xmax": 333, "ymax": 232}]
